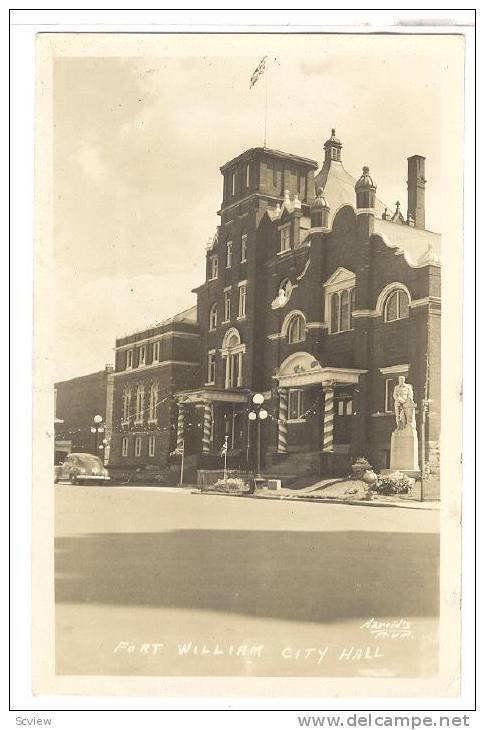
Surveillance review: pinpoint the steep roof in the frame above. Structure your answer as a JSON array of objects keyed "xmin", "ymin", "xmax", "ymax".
[
  {"xmin": 314, "ymin": 158, "xmax": 387, "ymax": 222},
  {"xmin": 313, "ymin": 157, "xmax": 440, "ymax": 265}
]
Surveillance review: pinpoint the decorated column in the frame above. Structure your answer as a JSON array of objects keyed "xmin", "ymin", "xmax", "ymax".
[
  {"xmin": 322, "ymin": 386, "xmax": 335, "ymax": 452},
  {"xmin": 202, "ymin": 402, "xmax": 212, "ymax": 453},
  {"xmin": 277, "ymin": 388, "xmax": 288, "ymax": 454},
  {"xmin": 176, "ymin": 402, "xmax": 185, "ymax": 451}
]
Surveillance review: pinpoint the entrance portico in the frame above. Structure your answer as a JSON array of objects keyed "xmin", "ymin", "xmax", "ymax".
[
  {"xmin": 175, "ymin": 387, "xmax": 249, "ymax": 460},
  {"xmin": 275, "ymin": 352, "xmax": 367, "ymax": 462}
]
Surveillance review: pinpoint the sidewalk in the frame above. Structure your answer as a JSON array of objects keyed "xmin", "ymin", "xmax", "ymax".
[{"xmin": 102, "ymin": 483, "xmax": 440, "ymax": 510}]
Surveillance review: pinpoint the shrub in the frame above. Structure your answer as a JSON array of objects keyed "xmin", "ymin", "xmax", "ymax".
[{"xmin": 351, "ymin": 456, "xmax": 373, "ymax": 479}]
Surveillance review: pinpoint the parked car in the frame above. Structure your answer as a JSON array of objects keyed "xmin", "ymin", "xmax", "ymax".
[{"xmin": 55, "ymin": 453, "xmax": 110, "ymax": 485}]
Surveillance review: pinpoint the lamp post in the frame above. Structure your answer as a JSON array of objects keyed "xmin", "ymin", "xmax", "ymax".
[
  {"xmin": 248, "ymin": 393, "xmax": 268, "ymax": 479},
  {"xmin": 90, "ymin": 414, "xmax": 104, "ymax": 456}
]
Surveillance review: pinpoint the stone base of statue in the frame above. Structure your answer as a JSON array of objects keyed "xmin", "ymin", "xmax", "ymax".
[{"xmin": 390, "ymin": 424, "xmax": 419, "ymax": 473}]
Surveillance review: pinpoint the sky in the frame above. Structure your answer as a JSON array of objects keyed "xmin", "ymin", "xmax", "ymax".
[{"xmin": 52, "ymin": 34, "xmax": 452, "ymax": 382}]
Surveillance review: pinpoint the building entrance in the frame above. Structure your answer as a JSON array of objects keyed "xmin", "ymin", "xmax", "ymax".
[{"xmin": 334, "ymin": 393, "xmax": 353, "ymax": 446}]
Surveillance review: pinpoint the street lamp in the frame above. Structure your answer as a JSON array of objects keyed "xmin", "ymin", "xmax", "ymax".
[
  {"xmin": 90, "ymin": 414, "xmax": 104, "ymax": 456},
  {"xmin": 248, "ymin": 393, "xmax": 268, "ymax": 479}
]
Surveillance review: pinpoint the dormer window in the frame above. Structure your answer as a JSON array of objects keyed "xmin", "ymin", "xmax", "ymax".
[
  {"xmin": 331, "ymin": 147, "xmax": 341, "ymax": 161},
  {"xmin": 126, "ymin": 349, "xmax": 133, "ymax": 369},
  {"xmin": 245, "ymin": 164, "xmax": 250, "ymax": 188},
  {"xmin": 152, "ymin": 341, "xmax": 160, "ymax": 364},
  {"xmin": 231, "ymin": 171, "xmax": 236, "ymax": 197},
  {"xmin": 138, "ymin": 345, "xmax": 146, "ymax": 366},
  {"xmin": 226, "ymin": 241, "xmax": 233, "ymax": 268},
  {"xmin": 209, "ymin": 255, "xmax": 218, "ymax": 280},
  {"xmin": 279, "ymin": 224, "xmax": 291, "ymax": 253}
]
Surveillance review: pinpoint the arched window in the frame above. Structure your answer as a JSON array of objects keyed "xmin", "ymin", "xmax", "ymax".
[
  {"xmin": 135, "ymin": 385, "xmax": 144, "ymax": 423},
  {"xmin": 222, "ymin": 328, "xmax": 244, "ymax": 389},
  {"xmin": 149, "ymin": 383, "xmax": 158, "ymax": 422},
  {"xmin": 384, "ymin": 289, "xmax": 410, "ymax": 322},
  {"xmin": 209, "ymin": 302, "xmax": 218, "ymax": 331},
  {"xmin": 288, "ymin": 313, "xmax": 306, "ymax": 344}
]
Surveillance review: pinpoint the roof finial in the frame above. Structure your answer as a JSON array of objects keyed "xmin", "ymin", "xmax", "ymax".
[{"xmin": 331, "ymin": 128, "xmax": 336, "ymax": 136}]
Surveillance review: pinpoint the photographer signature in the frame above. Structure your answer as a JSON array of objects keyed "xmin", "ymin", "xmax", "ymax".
[{"xmin": 360, "ymin": 618, "xmax": 414, "ymax": 640}]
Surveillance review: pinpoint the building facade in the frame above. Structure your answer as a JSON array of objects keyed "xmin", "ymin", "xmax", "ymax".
[
  {"xmin": 109, "ymin": 307, "xmax": 200, "ymax": 471},
  {"xmin": 54, "ymin": 364, "xmax": 115, "ymax": 463},
  {"xmin": 176, "ymin": 130, "xmax": 441, "ymax": 485}
]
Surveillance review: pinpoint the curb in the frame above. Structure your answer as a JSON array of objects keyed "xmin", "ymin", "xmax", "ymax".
[{"xmin": 192, "ymin": 489, "xmax": 439, "ymax": 510}]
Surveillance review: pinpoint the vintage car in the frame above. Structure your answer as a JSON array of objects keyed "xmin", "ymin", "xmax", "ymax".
[{"xmin": 55, "ymin": 453, "xmax": 110, "ymax": 485}]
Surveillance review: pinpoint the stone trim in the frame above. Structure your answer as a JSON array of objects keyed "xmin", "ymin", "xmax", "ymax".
[
  {"xmin": 379, "ymin": 363, "xmax": 410, "ymax": 375},
  {"xmin": 114, "ymin": 360, "xmax": 199, "ymax": 376}
]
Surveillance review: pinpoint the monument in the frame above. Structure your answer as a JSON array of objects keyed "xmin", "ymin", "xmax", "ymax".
[{"xmin": 389, "ymin": 375, "xmax": 419, "ymax": 473}]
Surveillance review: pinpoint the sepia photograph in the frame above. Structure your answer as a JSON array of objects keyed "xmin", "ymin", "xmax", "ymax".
[{"xmin": 30, "ymin": 29, "xmax": 465, "ymax": 697}]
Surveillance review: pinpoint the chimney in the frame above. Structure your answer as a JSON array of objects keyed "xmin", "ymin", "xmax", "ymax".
[{"xmin": 407, "ymin": 155, "xmax": 426, "ymax": 230}]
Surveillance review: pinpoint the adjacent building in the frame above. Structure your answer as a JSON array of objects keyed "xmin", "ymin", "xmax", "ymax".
[
  {"xmin": 54, "ymin": 364, "xmax": 115, "ymax": 463},
  {"xmin": 108, "ymin": 307, "xmax": 200, "ymax": 470}
]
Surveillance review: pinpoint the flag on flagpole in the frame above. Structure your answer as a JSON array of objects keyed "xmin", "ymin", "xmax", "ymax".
[{"xmin": 250, "ymin": 56, "xmax": 267, "ymax": 88}]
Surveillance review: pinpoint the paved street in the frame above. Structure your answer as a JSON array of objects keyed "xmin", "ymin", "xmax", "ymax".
[{"xmin": 55, "ymin": 485, "xmax": 439, "ymax": 677}]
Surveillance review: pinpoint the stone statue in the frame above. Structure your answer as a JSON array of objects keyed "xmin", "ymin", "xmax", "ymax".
[{"xmin": 393, "ymin": 375, "xmax": 417, "ymax": 430}]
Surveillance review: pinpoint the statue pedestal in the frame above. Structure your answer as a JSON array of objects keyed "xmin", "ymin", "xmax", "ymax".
[{"xmin": 390, "ymin": 425, "xmax": 419, "ymax": 473}]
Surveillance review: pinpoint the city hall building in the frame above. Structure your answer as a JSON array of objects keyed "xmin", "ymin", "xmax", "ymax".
[{"xmin": 111, "ymin": 130, "xmax": 441, "ymax": 485}]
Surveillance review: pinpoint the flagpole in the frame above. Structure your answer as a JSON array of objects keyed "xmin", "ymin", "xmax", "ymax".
[{"xmin": 264, "ymin": 57, "xmax": 269, "ymax": 148}]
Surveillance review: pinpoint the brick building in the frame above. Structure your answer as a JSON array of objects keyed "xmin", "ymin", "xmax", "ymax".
[
  {"xmin": 176, "ymin": 129, "xmax": 440, "ymax": 486},
  {"xmin": 109, "ymin": 307, "xmax": 200, "ymax": 470},
  {"xmin": 54, "ymin": 364, "xmax": 115, "ymax": 463}
]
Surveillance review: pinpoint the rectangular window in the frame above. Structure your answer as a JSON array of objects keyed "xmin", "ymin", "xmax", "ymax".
[
  {"xmin": 245, "ymin": 164, "xmax": 250, "ymax": 188},
  {"xmin": 135, "ymin": 436, "xmax": 142, "ymax": 457},
  {"xmin": 139, "ymin": 345, "xmax": 146, "ymax": 366},
  {"xmin": 223, "ymin": 289, "xmax": 231, "ymax": 322},
  {"xmin": 126, "ymin": 350, "xmax": 133, "ymax": 369},
  {"xmin": 232, "ymin": 171, "xmax": 236, "ymax": 196},
  {"xmin": 298, "ymin": 174, "xmax": 306, "ymax": 196},
  {"xmin": 226, "ymin": 241, "xmax": 232, "ymax": 268},
  {"xmin": 148, "ymin": 435, "xmax": 155, "ymax": 457},
  {"xmin": 241, "ymin": 233, "xmax": 248, "ymax": 262},
  {"xmin": 122, "ymin": 437, "xmax": 129, "ymax": 457},
  {"xmin": 288, "ymin": 389, "xmax": 304, "ymax": 420},
  {"xmin": 207, "ymin": 351, "xmax": 216, "ymax": 384},
  {"xmin": 272, "ymin": 164, "xmax": 278, "ymax": 187},
  {"xmin": 385, "ymin": 378, "xmax": 397, "ymax": 413},
  {"xmin": 152, "ymin": 341, "xmax": 160, "ymax": 363},
  {"xmin": 238, "ymin": 283, "xmax": 247, "ymax": 318},
  {"xmin": 209, "ymin": 255, "xmax": 218, "ymax": 280},
  {"xmin": 280, "ymin": 225, "xmax": 291, "ymax": 252}
]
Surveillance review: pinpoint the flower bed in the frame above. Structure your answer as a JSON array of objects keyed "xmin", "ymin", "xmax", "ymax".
[
  {"xmin": 370, "ymin": 471, "xmax": 414, "ymax": 496},
  {"xmin": 202, "ymin": 477, "xmax": 249, "ymax": 495}
]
